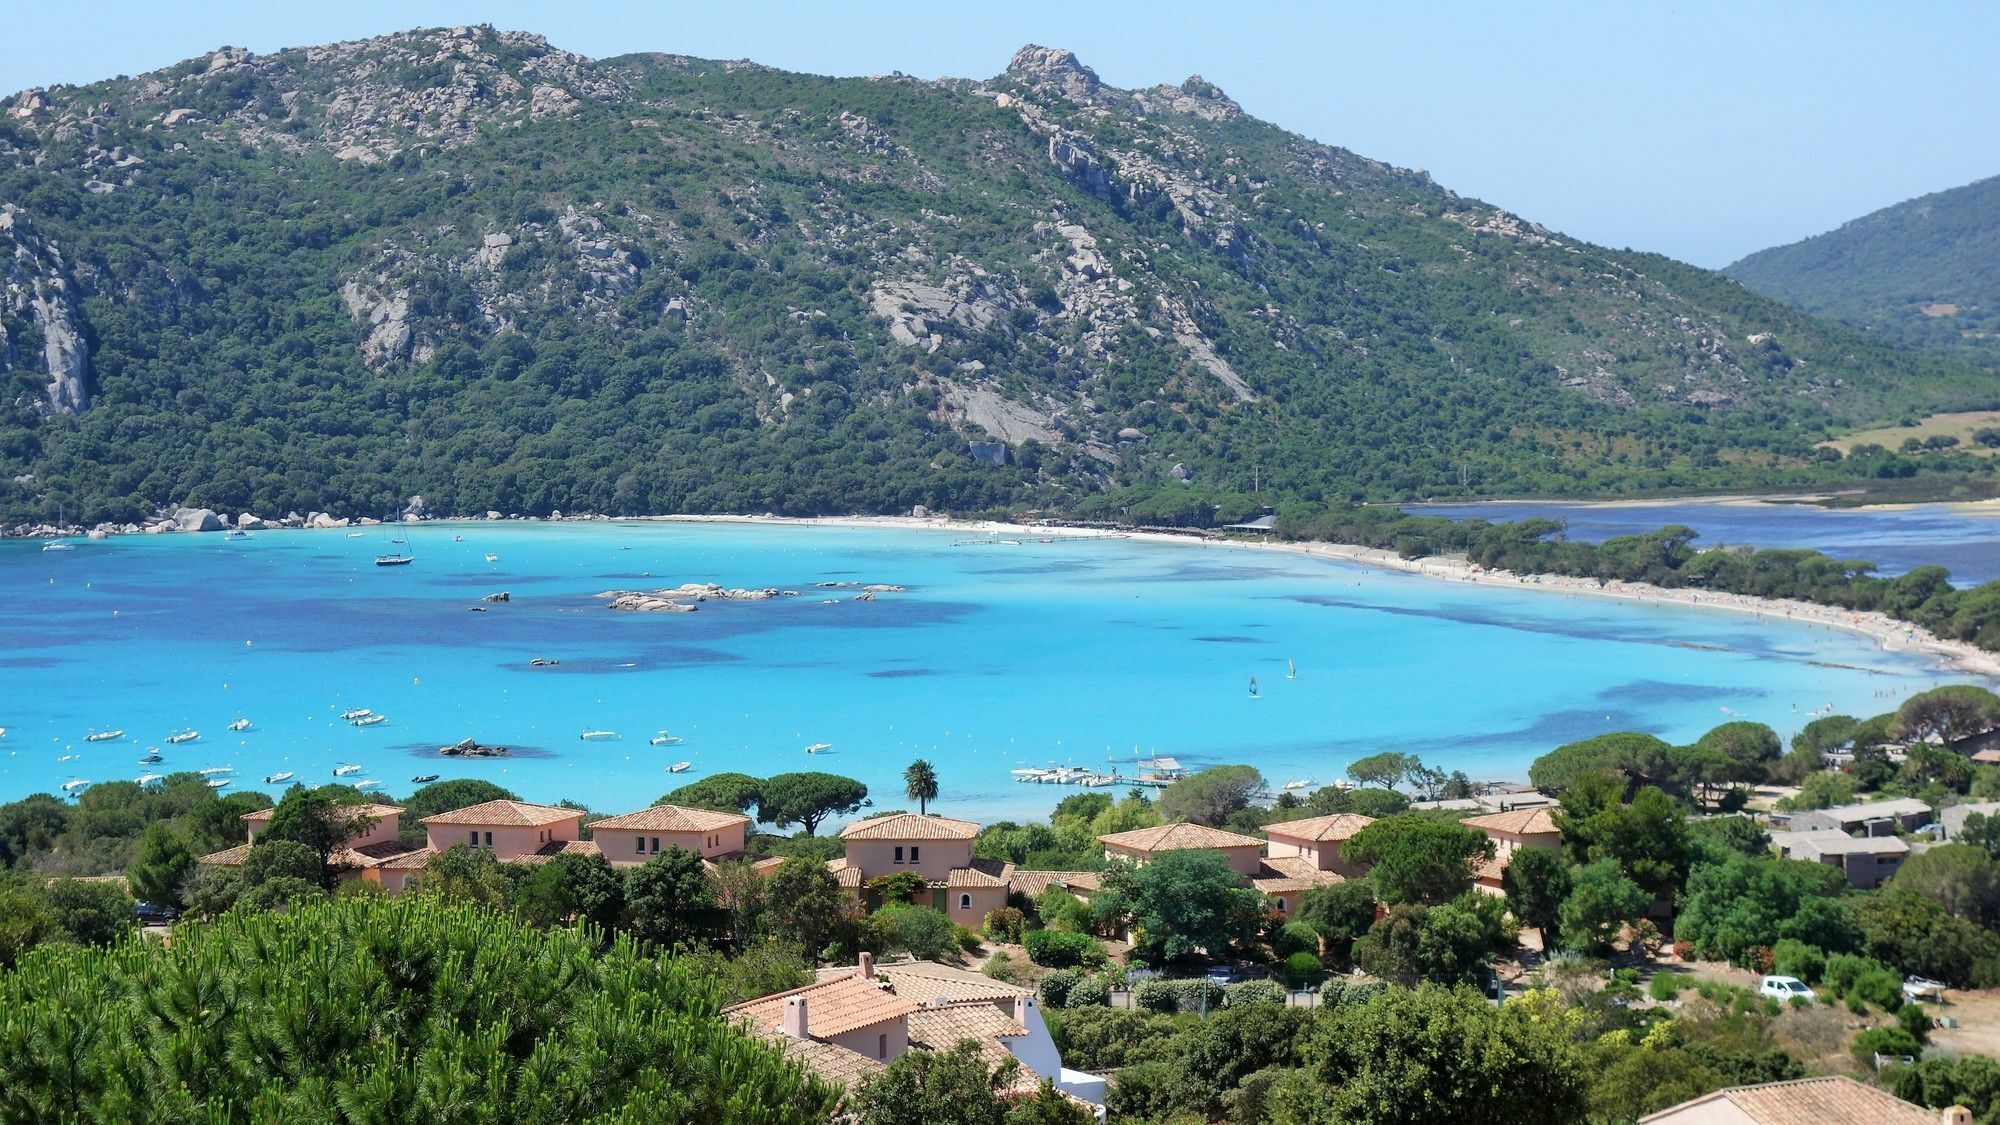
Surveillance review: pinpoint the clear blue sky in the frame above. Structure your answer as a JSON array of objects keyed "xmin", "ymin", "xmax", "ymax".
[{"xmin": 6, "ymin": 1, "xmax": 1996, "ymax": 267}]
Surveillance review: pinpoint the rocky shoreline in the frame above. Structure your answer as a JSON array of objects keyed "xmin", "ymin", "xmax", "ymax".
[{"xmin": 599, "ymin": 580, "xmax": 905, "ymax": 612}]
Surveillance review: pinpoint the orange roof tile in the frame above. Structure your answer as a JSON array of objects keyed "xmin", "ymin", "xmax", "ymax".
[
  {"xmin": 751, "ymin": 856, "xmax": 788, "ymax": 876},
  {"xmin": 839, "ymin": 812, "xmax": 981, "ymax": 841},
  {"xmin": 747, "ymin": 1024, "xmax": 886, "ymax": 1090},
  {"xmin": 513, "ymin": 838, "xmax": 602, "ymax": 865},
  {"xmin": 873, "ymin": 961, "xmax": 1031, "ymax": 1003},
  {"xmin": 727, "ymin": 973, "xmax": 921, "ymax": 1039},
  {"xmin": 589, "ymin": 804, "xmax": 751, "ymax": 833},
  {"xmin": 337, "ymin": 839, "xmax": 431, "ymax": 869},
  {"xmin": 1006, "ymin": 870, "xmax": 1099, "ymax": 898},
  {"xmin": 945, "ymin": 858, "xmax": 1014, "ymax": 888},
  {"xmin": 1100, "ymin": 821, "xmax": 1263, "ymax": 853},
  {"xmin": 827, "ymin": 858, "xmax": 863, "ymax": 889},
  {"xmin": 908, "ymin": 1003, "xmax": 1033, "ymax": 1089},
  {"xmin": 245, "ymin": 803, "xmax": 403, "ymax": 823},
  {"xmin": 196, "ymin": 843, "xmax": 253, "ymax": 867},
  {"xmin": 1250, "ymin": 857, "xmax": 1345, "ymax": 895},
  {"xmin": 1461, "ymin": 807, "xmax": 1560, "ymax": 837},
  {"xmin": 1264, "ymin": 812, "xmax": 1374, "ymax": 843},
  {"xmin": 1637, "ymin": 1076, "xmax": 1935, "ymax": 1124},
  {"xmin": 419, "ymin": 799, "xmax": 581, "ymax": 828}
]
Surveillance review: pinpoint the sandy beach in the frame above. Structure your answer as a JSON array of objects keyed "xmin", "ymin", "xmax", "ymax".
[{"xmin": 653, "ymin": 512, "xmax": 2000, "ymax": 681}]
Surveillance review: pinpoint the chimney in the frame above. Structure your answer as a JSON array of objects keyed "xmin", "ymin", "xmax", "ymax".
[
  {"xmin": 1942, "ymin": 1108, "xmax": 1972, "ymax": 1125},
  {"xmin": 782, "ymin": 996, "xmax": 809, "ymax": 1040},
  {"xmin": 858, "ymin": 951, "xmax": 875, "ymax": 980}
]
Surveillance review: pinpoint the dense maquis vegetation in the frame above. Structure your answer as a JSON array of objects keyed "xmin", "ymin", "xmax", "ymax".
[
  {"xmin": 1, "ymin": 27, "xmax": 1993, "ymax": 528},
  {"xmin": 1270, "ymin": 504, "xmax": 2000, "ymax": 651},
  {"xmin": 0, "ymin": 894, "xmax": 839, "ymax": 1122},
  {"xmin": 1727, "ymin": 172, "xmax": 2000, "ymax": 360}
]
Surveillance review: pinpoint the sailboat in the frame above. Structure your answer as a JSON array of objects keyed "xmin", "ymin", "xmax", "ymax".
[
  {"xmin": 375, "ymin": 529, "xmax": 415, "ymax": 567},
  {"xmin": 1286, "ymin": 660, "xmax": 1297, "ymax": 680},
  {"xmin": 1249, "ymin": 676, "xmax": 1260, "ymax": 699}
]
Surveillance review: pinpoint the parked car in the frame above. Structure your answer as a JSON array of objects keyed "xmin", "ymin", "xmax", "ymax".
[
  {"xmin": 1758, "ymin": 975, "xmax": 1814, "ymax": 1003},
  {"xmin": 1903, "ymin": 976, "xmax": 1947, "ymax": 1002},
  {"xmin": 134, "ymin": 901, "xmax": 180, "ymax": 925},
  {"xmin": 1205, "ymin": 965, "xmax": 1236, "ymax": 984}
]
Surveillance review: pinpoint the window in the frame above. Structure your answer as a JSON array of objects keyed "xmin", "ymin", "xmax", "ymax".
[
  {"xmin": 877, "ymin": 1033, "xmax": 888, "ymax": 1060},
  {"xmin": 484, "ymin": 831, "xmax": 493, "ymax": 848},
  {"xmin": 893, "ymin": 846, "xmax": 904, "ymax": 864},
  {"xmin": 469, "ymin": 831, "xmax": 478, "ymax": 848},
  {"xmin": 1274, "ymin": 898, "xmax": 1287, "ymax": 913},
  {"xmin": 650, "ymin": 837, "xmax": 660, "ymax": 853},
  {"xmin": 958, "ymin": 893, "xmax": 971, "ymax": 910},
  {"xmin": 635, "ymin": 837, "xmax": 646, "ymax": 854},
  {"xmin": 909, "ymin": 846, "xmax": 920, "ymax": 864}
]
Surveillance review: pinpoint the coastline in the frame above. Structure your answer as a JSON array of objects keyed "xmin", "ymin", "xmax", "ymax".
[{"xmin": 650, "ymin": 512, "xmax": 2000, "ymax": 681}]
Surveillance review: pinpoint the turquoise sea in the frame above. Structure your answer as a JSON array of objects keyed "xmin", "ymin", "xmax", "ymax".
[{"xmin": 0, "ymin": 520, "xmax": 1976, "ymax": 825}]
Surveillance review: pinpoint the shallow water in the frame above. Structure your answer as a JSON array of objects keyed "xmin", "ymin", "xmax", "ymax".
[
  {"xmin": 0, "ymin": 521, "xmax": 1970, "ymax": 824},
  {"xmin": 1412, "ymin": 499, "xmax": 2000, "ymax": 585}
]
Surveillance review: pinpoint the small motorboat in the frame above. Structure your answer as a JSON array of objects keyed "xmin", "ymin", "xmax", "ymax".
[
  {"xmin": 804, "ymin": 742, "xmax": 832, "ymax": 755},
  {"xmin": 61, "ymin": 778, "xmax": 90, "ymax": 793},
  {"xmin": 649, "ymin": 731, "xmax": 682, "ymax": 746},
  {"xmin": 205, "ymin": 778, "xmax": 231, "ymax": 789},
  {"xmin": 529, "ymin": 658, "xmax": 560, "ymax": 667},
  {"xmin": 197, "ymin": 766, "xmax": 234, "ymax": 776},
  {"xmin": 264, "ymin": 771, "xmax": 295, "ymax": 784},
  {"xmin": 452, "ymin": 535, "xmax": 463, "ymax": 542},
  {"xmin": 354, "ymin": 779, "xmax": 383, "ymax": 790},
  {"xmin": 669, "ymin": 761, "xmax": 693, "ymax": 774},
  {"xmin": 228, "ymin": 718, "xmax": 252, "ymax": 732},
  {"xmin": 41, "ymin": 540, "xmax": 74, "ymax": 552},
  {"xmin": 224, "ymin": 529, "xmax": 251, "ymax": 541},
  {"xmin": 332, "ymin": 764, "xmax": 362, "ymax": 776},
  {"xmin": 134, "ymin": 773, "xmax": 163, "ymax": 785},
  {"xmin": 484, "ymin": 553, "xmax": 499, "ymax": 563},
  {"xmin": 57, "ymin": 753, "xmax": 79, "ymax": 763},
  {"xmin": 166, "ymin": 729, "xmax": 201, "ymax": 745},
  {"xmin": 345, "ymin": 531, "xmax": 365, "ymax": 539},
  {"xmin": 374, "ymin": 554, "xmax": 414, "ymax": 567},
  {"xmin": 351, "ymin": 713, "xmax": 387, "ymax": 727},
  {"xmin": 137, "ymin": 750, "xmax": 163, "ymax": 764},
  {"xmin": 340, "ymin": 708, "xmax": 373, "ymax": 721},
  {"xmin": 579, "ymin": 730, "xmax": 619, "ymax": 741},
  {"xmin": 85, "ymin": 730, "xmax": 124, "ymax": 743},
  {"xmin": 411, "ymin": 773, "xmax": 440, "ymax": 784},
  {"xmin": 1282, "ymin": 779, "xmax": 1314, "ymax": 791}
]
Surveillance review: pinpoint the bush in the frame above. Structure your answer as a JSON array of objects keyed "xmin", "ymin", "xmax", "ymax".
[
  {"xmin": 1175, "ymin": 978, "xmax": 1226, "ymax": 1010},
  {"xmin": 1132, "ymin": 978, "xmax": 1178, "ymax": 1013},
  {"xmin": 983, "ymin": 906, "xmax": 1027, "ymax": 943},
  {"xmin": 1226, "ymin": 979, "xmax": 1286, "ymax": 1007},
  {"xmin": 953, "ymin": 924, "xmax": 982, "ymax": 954},
  {"xmin": 1282, "ymin": 951, "xmax": 1322, "ymax": 990},
  {"xmin": 1647, "ymin": 973, "xmax": 1687, "ymax": 1002},
  {"xmin": 1854, "ymin": 1026, "xmax": 1922, "ymax": 1064},
  {"xmin": 1037, "ymin": 969, "xmax": 1082, "ymax": 1008},
  {"xmin": 876, "ymin": 905, "xmax": 956, "ymax": 961},
  {"xmin": 1897, "ymin": 1002, "xmax": 1932, "ymax": 1044},
  {"xmin": 1274, "ymin": 922, "xmax": 1319, "ymax": 959},
  {"xmin": 1771, "ymin": 939, "xmax": 1826, "ymax": 984},
  {"xmin": 982, "ymin": 950, "xmax": 1027, "ymax": 985},
  {"xmin": 1066, "ymin": 974, "xmax": 1110, "ymax": 1008},
  {"xmin": 1024, "ymin": 928, "xmax": 1107, "ymax": 969}
]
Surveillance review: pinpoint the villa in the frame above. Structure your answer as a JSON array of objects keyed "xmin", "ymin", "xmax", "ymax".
[
  {"xmin": 1097, "ymin": 820, "xmax": 1345, "ymax": 917},
  {"xmin": 1942, "ymin": 800, "xmax": 2000, "ymax": 840},
  {"xmin": 196, "ymin": 802, "xmax": 429, "ymax": 892},
  {"xmin": 1785, "ymin": 796, "xmax": 1933, "ymax": 836},
  {"xmin": 726, "ymin": 951, "xmax": 1106, "ymax": 1114},
  {"xmin": 1639, "ymin": 1075, "xmax": 1962, "ymax": 1124},
  {"xmin": 587, "ymin": 803, "xmax": 751, "ymax": 865},
  {"xmin": 1460, "ymin": 806, "xmax": 1562, "ymax": 894},
  {"xmin": 1768, "ymin": 829, "xmax": 1909, "ymax": 889},
  {"xmin": 829, "ymin": 812, "xmax": 1015, "ymax": 929}
]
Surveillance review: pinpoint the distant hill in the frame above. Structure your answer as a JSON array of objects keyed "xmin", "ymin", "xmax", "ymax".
[
  {"xmin": 1727, "ymin": 174, "xmax": 2000, "ymax": 361},
  {"xmin": 0, "ymin": 27, "xmax": 1988, "ymax": 525}
]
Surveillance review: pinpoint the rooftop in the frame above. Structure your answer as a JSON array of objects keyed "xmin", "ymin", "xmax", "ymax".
[
  {"xmin": 1007, "ymin": 870, "xmax": 1099, "ymax": 898},
  {"xmin": 419, "ymin": 799, "xmax": 581, "ymax": 827},
  {"xmin": 1805, "ymin": 797, "xmax": 1934, "ymax": 822},
  {"xmin": 588, "ymin": 804, "xmax": 751, "ymax": 833},
  {"xmin": 244, "ymin": 802, "xmax": 404, "ymax": 823},
  {"xmin": 1264, "ymin": 812, "xmax": 1374, "ymax": 843},
  {"xmin": 1250, "ymin": 856, "xmax": 1345, "ymax": 894},
  {"xmin": 1637, "ymin": 1075, "xmax": 1938, "ymax": 1124},
  {"xmin": 908, "ymin": 1003, "xmax": 1034, "ymax": 1091},
  {"xmin": 1461, "ymin": 806, "xmax": 1560, "ymax": 836},
  {"xmin": 839, "ymin": 812, "xmax": 982, "ymax": 841},
  {"xmin": 746, "ymin": 1023, "xmax": 886, "ymax": 1090},
  {"xmin": 872, "ymin": 961, "xmax": 1031, "ymax": 1004},
  {"xmin": 1099, "ymin": 821, "xmax": 1263, "ymax": 853},
  {"xmin": 726, "ymin": 972, "xmax": 921, "ymax": 1039},
  {"xmin": 944, "ymin": 858, "xmax": 1014, "ymax": 888},
  {"xmin": 1771, "ymin": 829, "xmax": 1911, "ymax": 857}
]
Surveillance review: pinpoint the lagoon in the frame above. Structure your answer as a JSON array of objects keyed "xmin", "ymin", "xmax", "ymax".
[{"xmin": 0, "ymin": 520, "xmax": 1972, "ymax": 825}]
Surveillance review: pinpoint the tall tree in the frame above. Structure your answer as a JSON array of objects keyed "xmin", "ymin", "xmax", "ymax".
[
  {"xmin": 1343, "ymin": 816, "xmax": 1495, "ymax": 906},
  {"xmin": 1897, "ymin": 686, "xmax": 2000, "ymax": 745},
  {"xmin": 1502, "ymin": 846, "xmax": 1571, "ymax": 948},
  {"xmin": 757, "ymin": 772, "xmax": 868, "ymax": 836},
  {"xmin": 127, "ymin": 823, "xmax": 195, "ymax": 909},
  {"xmin": 764, "ymin": 857, "xmax": 853, "ymax": 962},
  {"xmin": 660, "ymin": 772, "xmax": 765, "ymax": 814},
  {"xmin": 259, "ymin": 786, "xmax": 375, "ymax": 887},
  {"xmin": 903, "ymin": 759, "xmax": 939, "ymax": 816},
  {"xmin": 627, "ymin": 847, "xmax": 726, "ymax": 951},
  {"xmin": 1157, "ymin": 765, "xmax": 1264, "ymax": 826},
  {"xmin": 1558, "ymin": 859, "xmax": 1649, "ymax": 955},
  {"xmin": 1096, "ymin": 848, "xmax": 1265, "ymax": 964},
  {"xmin": 1345, "ymin": 753, "xmax": 1415, "ymax": 791}
]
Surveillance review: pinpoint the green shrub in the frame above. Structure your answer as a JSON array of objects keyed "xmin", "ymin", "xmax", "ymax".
[
  {"xmin": 983, "ymin": 906, "xmax": 1027, "ymax": 943},
  {"xmin": 1855, "ymin": 967, "xmax": 1906, "ymax": 1012},
  {"xmin": 953, "ymin": 924, "xmax": 983, "ymax": 953},
  {"xmin": 1282, "ymin": 951, "xmax": 1322, "ymax": 990},
  {"xmin": 1647, "ymin": 973, "xmax": 1687, "ymax": 1002},
  {"xmin": 1771, "ymin": 939, "xmax": 1826, "ymax": 984},
  {"xmin": 1174, "ymin": 978, "xmax": 1226, "ymax": 1010},
  {"xmin": 1132, "ymin": 979, "xmax": 1178, "ymax": 1013},
  {"xmin": 1226, "ymin": 979, "xmax": 1286, "ymax": 1006},
  {"xmin": 1853, "ymin": 1026, "xmax": 1921, "ymax": 1063},
  {"xmin": 1066, "ymin": 974, "xmax": 1110, "ymax": 1008},
  {"xmin": 1897, "ymin": 1002, "xmax": 1932, "ymax": 1044},
  {"xmin": 1274, "ymin": 922, "xmax": 1319, "ymax": 959},
  {"xmin": 983, "ymin": 950, "xmax": 1026, "ymax": 984},
  {"xmin": 1023, "ymin": 929, "xmax": 1107, "ymax": 968},
  {"xmin": 1037, "ymin": 969, "xmax": 1082, "ymax": 1008}
]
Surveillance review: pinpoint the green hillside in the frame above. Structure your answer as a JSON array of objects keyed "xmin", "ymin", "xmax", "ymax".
[
  {"xmin": 1727, "ymin": 174, "xmax": 2000, "ymax": 362},
  {"xmin": 0, "ymin": 28, "xmax": 1988, "ymax": 525}
]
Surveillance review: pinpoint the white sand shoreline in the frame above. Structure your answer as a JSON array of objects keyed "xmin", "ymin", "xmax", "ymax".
[{"xmin": 647, "ymin": 512, "xmax": 2000, "ymax": 681}]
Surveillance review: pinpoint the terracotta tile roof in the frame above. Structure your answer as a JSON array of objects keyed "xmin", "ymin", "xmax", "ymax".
[
  {"xmin": 513, "ymin": 838, "xmax": 603, "ymax": 865},
  {"xmin": 908, "ymin": 1002, "xmax": 1032, "ymax": 1089},
  {"xmin": 746, "ymin": 1024, "xmax": 886, "ymax": 1090},
  {"xmin": 1250, "ymin": 857, "xmax": 1345, "ymax": 895},
  {"xmin": 196, "ymin": 843, "xmax": 253, "ymax": 867},
  {"xmin": 337, "ymin": 839, "xmax": 431, "ymax": 869},
  {"xmin": 1473, "ymin": 855, "xmax": 1509, "ymax": 884},
  {"xmin": 839, "ymin": 812, "xmax": 981, "ymax": 841},
  {"xmin": 1637, "ymin": 1076, "xmax": 1936, "ymax": 1124},
  {"xmin": 1461, "ymin": 807, "xmax": 1560, "ymax": 837},
  {"xmin": 374, "ymin": 847, "xmax": 436, "ymax": 871},
  {"xmin": 245, "ymin": 803, "xmax": 403, "ymax": 824},
  {"xmin": 872, "ymin": 961, "xmax": 1031, "ymax": 1004},
  {"xmin": 727, "ymin": 973, "xmax": 921, "ymax": 1039},
  {"xmin": 419, "ymin": 799, "xmax": 581, "ymax": 828},
  {"xmin": 945, "ymin": 858, "xmax": 1014, "ymax": 888},
  {"xmin": 1006, "ymin": 870, "xmax": 1099, "ymax": 898},
  {"xmin": 1264, "ymin": 812, "xmax": 1375, "ymax": 843},
  {"xmin": 827, "ymin": 858, "xmax": 863, "ymax": 889},
  {"xmin": 1100, "ymin": 821, "xmax": 1263, "ymax": 853},
  {"xmin": 751, "ymin": 856, "xmax": 788, "ymax": 876},
  {"xmin": 589, "ymin": 804, "xmax": 751, "ymax": 833}
]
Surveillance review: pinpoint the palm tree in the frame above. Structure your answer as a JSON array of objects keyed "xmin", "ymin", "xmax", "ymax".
[{"xmin": 904, "ymin": 759, "xmax": 939, "ymax": 815}]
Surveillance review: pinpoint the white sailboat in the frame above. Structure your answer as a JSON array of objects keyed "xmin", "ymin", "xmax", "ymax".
[{"xmin": 1286, "ymin": 660, "xmax": 1297, "ymax": 680}]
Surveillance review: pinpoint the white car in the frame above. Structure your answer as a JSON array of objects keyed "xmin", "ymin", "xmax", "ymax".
[{"xmin": 1758, "ymin": 975, "xmax": 1814, "ymax": 1003}]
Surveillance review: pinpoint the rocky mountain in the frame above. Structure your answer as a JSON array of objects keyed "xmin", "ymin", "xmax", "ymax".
[
  {"xmin": 0, "ymin": 27, "xmax": 1985, "ymax": 523},
  {"xmin": 1727, "ymin": 173, "xmax": 2000, "ymax": 363}
]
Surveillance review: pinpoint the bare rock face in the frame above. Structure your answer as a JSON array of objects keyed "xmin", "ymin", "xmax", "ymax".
[
  {"xmin": 339, "ymin": 280, "xmax": 418, "ymax": 367},
  {"xmin": 0, "ymin": 205, "xmax": 91, "ymax": 413},
  {"xmin": 1006, "ymin": 45, "xmax": 1102, "ymax": 102}
]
